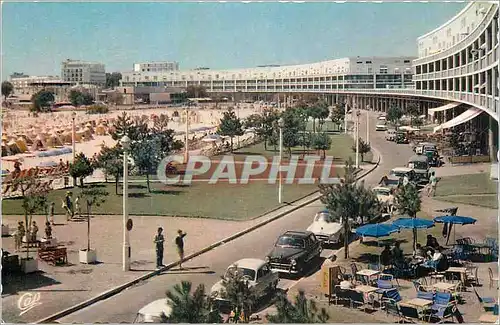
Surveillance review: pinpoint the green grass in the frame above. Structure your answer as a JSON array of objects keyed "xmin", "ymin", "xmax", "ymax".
[
  {"xmin": 2, "ymin": 182, "xmax": 320, "ymax": 220},
  {"xmin": 432, "ymin": 173, "xmax": 497, "ymax": 209}
]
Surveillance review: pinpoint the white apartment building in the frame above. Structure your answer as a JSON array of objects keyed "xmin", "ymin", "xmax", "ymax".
[
  {"xmin": 133, "ymin": 61, "xmax": 179, "ymax": 73},
  {"xmin": 9, "ymin": 75, "xmax": 61, "ymax": 94},
  {"xmin": 61, "ymin": 59, "xmax": 106, "ymax": 85},
  {"xmin": 121, "ymin": 56, "xmax": 415, "ymax": 91}
]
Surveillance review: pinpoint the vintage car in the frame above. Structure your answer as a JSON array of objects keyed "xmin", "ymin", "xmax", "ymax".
[
  {"xmin": 375, "ymin": 121, "xmax": 388, "ymax": 131},
  {"xmin": 372, "ymin": 186, "xmax": 395, "ymax": 213},
  {"xmin": 266, "ymin": 231, "xmax": 322, "ymax": 276},
  {"xmin": 414, "ymin": 142, "xmax": 437, "ymax": 155},
  {"xmin": 395, "ymin": 131, "xmax": 409, "ymax": 144},
  {"xmin": 379, "ymin": 175, "xmax": 402, "ymax": 189},
  {"xmin": 134, "ymin": 299, "xmax": 172, "ymax": 323},
  {"xmin": 210, "ymin": 258, "xmax": 279, "ymax": 306},
  {"xmin": 389, "ymin": 167, "xmax": 418, "ymax": 184},
  {"xmin": 407, "ymin": 155, "xmax": 430, "ymax": 184},
  {"xmin": 385, "ymin": 129, "xmax": 397, "ymax": 141},
  {"xmin": 306, "ymin": 210, "xmax": 344, "ymax": 245}
]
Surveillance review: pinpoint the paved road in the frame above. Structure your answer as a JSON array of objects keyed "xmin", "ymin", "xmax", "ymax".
[{"xmin": 58, "ymin": 112, "xmax": 415, "ymax": 323}]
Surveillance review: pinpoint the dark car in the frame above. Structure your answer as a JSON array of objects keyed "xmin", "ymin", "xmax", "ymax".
[{"xmin": 266, "ymin": 231, "xmax": 322, "ymax": 276}]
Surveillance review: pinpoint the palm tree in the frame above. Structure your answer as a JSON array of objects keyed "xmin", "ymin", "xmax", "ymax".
[
  {"xmin": 319, "ymin": 158, "xmax": 359, "ymax": 259},
  {"xmin": 165, "ymin": 281, "xmax": 222, "ymax": 323},
  {"xmin": 220, "ymin": 266, "xmax": 257, "ymax": 323},
  {"xmin": 394, "ymin": 183, "xmax": 422, "ymax": 250},
  {"xmin": 267, "ymin": 290, "xmax": 329, "ymax": 323}
]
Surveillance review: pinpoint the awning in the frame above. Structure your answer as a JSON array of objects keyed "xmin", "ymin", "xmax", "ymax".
[
  {"xmin": 427, "ymin": 102, "xmax": 461, "ymax": 116},
  {"xmin": 433, "ymin": 107, "xmax": 483, "ymax": 133}
]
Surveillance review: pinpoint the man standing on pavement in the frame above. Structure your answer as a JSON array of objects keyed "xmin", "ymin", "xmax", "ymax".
[
  {"xmin": 175, "ymin": 229, "xmax": 187, "ymax": 269},
  {"xmin": 154, "ymin": 227, "xmax": 165, "ymax": 268}
]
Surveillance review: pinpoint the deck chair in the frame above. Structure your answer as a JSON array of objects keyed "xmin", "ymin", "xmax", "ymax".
[
  {"xmin": 348, "ymin": 290, "xmax": 368, "ymax": 312},
  {"xmin": 381, "ymin": 288, "xmax": 402, "ymax": 311},
  {"xmin": 376, "ymin": 279, "xmax": 393, "ymax": 295},
  {"xmin": 399, "ymin": 304, "xmax": 422, "ymax": 323},
  {"xmin": 429, "ymin": 292, "xmax": 460, "ymax": 323},
  {"xmin": 417, "ymin": 290, "xmax": 434, "ymax": 302},
  {"xmin": 473, "ymin": 285, "xmax": 497, "ymax": 312}
]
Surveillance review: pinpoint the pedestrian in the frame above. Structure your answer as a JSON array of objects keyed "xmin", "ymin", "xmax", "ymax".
[
  {"xmin": 17, "ymin": 221, "xmax": 25, "ymax": 245},
  {"xmin": 427, "ymin": 171, "xmax": 438, "ymax": 197},
  {"xmin": 14, "ymin": 228, "xmax": 21, "ymax": 252},
  {"xmin": 30, "ymin": 221, "xmax": 39, "ymax": 242},
  {"xmin": 49, "ymin": 202, "xmax": 55, "ymax": 225},
  {"xmin": 175, "ymin": 229, "xmax": 187, "ymax": 269},
  {"xmin": 75, "ymin": 196, "xmax": 81, "ymax": 217},
  {"xmin": 154, "ymin": 227, "xmax": 165, "ymax": 268}
]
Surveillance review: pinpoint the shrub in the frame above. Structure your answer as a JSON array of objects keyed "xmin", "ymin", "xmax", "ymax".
[{"xmin": 86, "ymin": 104, "xmax": 109, "ymax": 114}]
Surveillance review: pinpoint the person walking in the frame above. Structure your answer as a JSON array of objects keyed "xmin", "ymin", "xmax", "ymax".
[
  {"xmin": 154, "ymin": 227, "xmax": 165, "ymax": 268},
  {"xmin": 49, "ymin": 202, "xmax": 55, "ymax": 225},
  {"xmin": 427, "ymin": 171, "xmax": 438, "ymax": 197},
  {"xmin": 175, "ymin": 229, "xmax": 187, "ymax": 269},
  {"xmin": 14, "ymin": 228, "xmax": 22, "ymax": 252}
]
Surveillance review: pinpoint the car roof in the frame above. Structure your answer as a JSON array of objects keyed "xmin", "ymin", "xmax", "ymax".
[
  {"xmin": 409, "ymin": 155, "xmax": 429, "ymax": 162},
  {"xmin": 231, "ymin": 258, "xmax": 268, "ymax": 270},
  {"xmin": 316, "ymin": 210, "xmax": 330, "ymax": 215},
  {"xmin": 373, "ymin": 186, "xmax": 391, "ymax": 191},
  {"xmin": 138, "ymin": 299, "xmax": 172, "ymax": 318},
  {"xmin": 283, "ymin": 230, "xmax": 312, "ymax": 238},
  {"xmin": 391, "ymin": 167, "xmax": 413, "ymax": 172}
]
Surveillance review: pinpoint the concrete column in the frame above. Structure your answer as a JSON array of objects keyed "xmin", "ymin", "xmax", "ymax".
[{"xmin": 489, "ymin": 116, "xmax": 496, "ymax": 162}]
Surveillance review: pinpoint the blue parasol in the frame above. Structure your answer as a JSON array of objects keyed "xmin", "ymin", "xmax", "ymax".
[
  {"xmin": 434, "ymin": 215, "xmax": 476, "ymax": 243},
  {"xmin": 393, "ymin": 218, "xmax": 435, "ymax": 229},
  {"xmin": 355, "ymin": 223, "xmax": 400, "ymax": 238}
]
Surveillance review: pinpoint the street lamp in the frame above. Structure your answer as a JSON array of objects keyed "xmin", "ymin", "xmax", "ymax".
[
  {"xmin": 121, "ymin": 135, "xmax": 131, "ymax": 271},
  {"xmin": 344, "ymin": 104, "xmax": 348, "ymax": 134},
  {"xmin": 71, "ymin": 111, "xmax": 76, "ymax": 162},
  {"xmin": 355, "ymin": 110, "xmax": 361, "ymax": 169},
  {"xmin": 278, "ymin": 117, "xmax": 284, "ymax": 204},
  {"xmin": 184, "ymin": 103, "xmax": 189, "ymax": 164},
  {"xmin": 366, "ymin": 106, "xmax": 370, "ymax": 144}
]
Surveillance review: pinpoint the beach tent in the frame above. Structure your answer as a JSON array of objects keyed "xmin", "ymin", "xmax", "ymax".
[
  {"xmin": 15, "ymin": 137, "xmax": 28, "ymax": 152},
  {"xmin": 33, "ymin": 135, "xmax": 46, "ymax": 151},
  {"xmin": 2, "ymin": 141, "xmax": 9, "ymax": 157},
  {"xmin": 95, "ymin": 124, "xmax": 106, "ymax": 136},
  {"xmin": 7, "ymin": 140, "xmax": 21, "ymax": 155},
  {"xmin": 46, "ymin": 134, "xmax": 63, "ymax": 148}
]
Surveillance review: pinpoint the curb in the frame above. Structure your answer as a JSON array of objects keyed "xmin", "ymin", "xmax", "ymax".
[{"xmin": 36, "ymin": 151, "xmax": 381, "ymax": 324}]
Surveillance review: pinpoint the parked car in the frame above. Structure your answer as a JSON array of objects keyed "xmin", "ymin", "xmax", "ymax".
[
  {"xmin": 306, "ymin": 210, "xmax": 344, "ymax": 245},
  {"xmin": 375, "ymin": 121, "xmax": 388, "ymax": 131},
  {"xmin": 385, "ymin": 129, "xmax": 397, "ymax": 141},
  {"xmin": 372, "ymin": 186, "xmax": 395, "ymax": 213},
  {"xmin": 407, "ymin": 155, "xmax": 430, "ymax": 184},
  {"xmin": 266, "ymin": 231, "xmax": 322, "ymax": 276},
  {"xmin": 379, "ymin": 175, "xmax": 402, "ymax": 189},
  {"xmin": 395, "ymin": 131, "xmax": 409, "ymax": 144},
  {"xmin": 134, "ymin": 299, "xmax": 172, "ymax": 323},
  {"xmin": 378, "ymin": 115, "xmax": 386, "ymax": 121},
  {"xmin": 414, "ymin": 142, "xmax": 437, "ymax": 155},
  {"xmin": 210, "ymin": 258, "xmax": 279, "ymax": 307}
]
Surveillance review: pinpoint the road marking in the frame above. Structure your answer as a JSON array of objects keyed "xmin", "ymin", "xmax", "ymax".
[{"xmin": 18, "ymin": 292, "xmax": 42, "ymax": 316}]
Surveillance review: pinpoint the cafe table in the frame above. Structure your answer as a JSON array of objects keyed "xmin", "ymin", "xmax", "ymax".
[
  {"xmin": 353, "ymin": 285, "xmax": 379, "ymax": 309},
  {"xmin": 478, "ymin": 313, "xmax": 498, "ymax": 323},
  {"xmin": 356, "ymin": 269, "xmax": 380, "ymax": 285},
  {"xmin": 445, "ymin": 267, "xmax": 467, "ymax": 284},
  {"xmin": 431, "ymin": 282, "xmax": 457, "ymax": 292},
  {"xmin": 401, "ymin": 298, "xmax": 433, "ymax": 308}
]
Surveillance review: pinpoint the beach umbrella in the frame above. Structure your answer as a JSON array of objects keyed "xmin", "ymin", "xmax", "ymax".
[
  {"xmin": 393, "ymin": 218, "xmax": 435, "ymax": 251},
  {"xmin": 39, "ymin": 161, "xmax": 58, "ymax": 167},
  {"xmin": 355, "ymin": 223, "xmax": 400, "ymax": 267},
  {"xmin": 434, "ymin": 215, "xmax": 477, "ymax": 243}
]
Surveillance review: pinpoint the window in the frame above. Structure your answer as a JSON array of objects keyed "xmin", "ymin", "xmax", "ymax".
[
  {"xmin": 365, "ymin": 61, "xmax": 372, "ymax": 64},
  {"xmin": 380, "ymin": 65, "xmax": 388, "ymax": 74},
  {"xmin": 404, "ymin": 60, "xmax": 411, "ymax": 63},
  {"xmin": 357, "ymin": 61, "xmax": 362, "ymax": 64},
  {"xmin": 257, "ymin": 265, "xmax": 270, "ymax": 279}
]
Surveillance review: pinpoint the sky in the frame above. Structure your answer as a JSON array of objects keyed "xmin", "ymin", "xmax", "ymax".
[{"xmin": 1, "ymin": 1, "xmax": 466, "ymax": 78}]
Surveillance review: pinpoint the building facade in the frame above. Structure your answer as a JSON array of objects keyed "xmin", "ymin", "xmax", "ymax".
[
  {"xmin": 121, "ymin": 56, "xmax": 415, "ymax": 92},
  {"xmin": 61, "ymin": 59, "xmax": 106, "ymax": 85},
  {"xmin": 9, "ymin": 75, "xmax": 61, "ymax": 94},
  {"xmin": 133, "ymin": 61, "xmax": 180, "ymax": 73}
]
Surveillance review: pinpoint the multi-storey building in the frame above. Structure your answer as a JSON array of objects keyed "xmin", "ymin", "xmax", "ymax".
[
  {"xmin": 120, "ymin": 57, "xmax": 415, "ymax": 92},
  {"xmin": 9, "ymin": 75, "xmax": 61, "ymax": 94},
  {"xmin": 133, "ymin": 61, "xmax": 179, "ymax": 73},
  {"xmin": 61, "ymin": 59, "xmax": 106, "ymax": 85}
]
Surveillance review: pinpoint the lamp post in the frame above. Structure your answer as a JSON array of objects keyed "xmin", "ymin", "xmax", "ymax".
[
  {"xmin": 355, "ymin": 110, "xmax": 361, "ymax": 169},
  {"xmin": 121, "ymin": 135, "xmax": 131, "ymax": 271},
  {"xmin": 366, "ymin": 106, "xmax": 370, "ymax": 144},
  {"xmin": 184, "ymin": 103, "xmax": 189, "ymax": 164},
  {"xmin": 278, "ymin": 117, "xmax": 284, "ymax": 203},
  {"xmin": 71, "ymin": 111, "xmax": 76, "ymax": 162},
  {"xmin": 344, "ymin": 103, "xmax": 348, "ymax": 134}
]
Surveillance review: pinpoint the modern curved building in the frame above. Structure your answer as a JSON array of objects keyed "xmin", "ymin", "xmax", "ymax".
[{"xmin": 121, "ymin": 2, "xmax": 498, "ymax": 156}]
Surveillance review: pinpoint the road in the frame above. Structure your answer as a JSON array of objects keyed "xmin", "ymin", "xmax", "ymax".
[{"xmin": 58, "ymin": 112, "xmax": 415, "ymax": 323}]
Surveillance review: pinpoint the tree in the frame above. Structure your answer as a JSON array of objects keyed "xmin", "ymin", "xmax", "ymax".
[
  {"xmin": 220, "ymin": 265, "xmax": 257, "ymax": 323},
  {"xmin": 319, "ymin": 159, "xmax": 358, "ymax": 259},
  {"xmin": 110, "ymin": 112, "xmax": 140, "ymax": 141},
  {"xmin": 31, "ymin": 90, "xmax": 55, "ymax": 112},
  {"xmin": 105, "ymin": 72, "xmax": 122, "ymax": 88},
  {"xmin": 21, "ymin": 178, "xmax": 49, "ymax": 260},
  {"xmin": 164, "ymin": 281, "xmax": 222, "ymax": 323},
  {"xmin": 387, "ymin": 106, "xmax": 403, "ymax": 129},
  {"xmin": 2, "ymin": 81, "xmax": 14, "ymax": 101},
  {"xmin": 351, "ymin": 138, "xmax": 371, "ymax": 162},
  {"xmin": 186, "ymin": 85, "xmax": 207, "ymax": 98},
  {"xmin": 267, "ymin": 290, "xmax": 329, "ymax": 323},
  {"xmin": 281, "ymin": 108, "xmax": 302, "ymax": 157},
  {"xmin": 132, "ymin": 135, "xmax": 165, "ymax": 193},
  {"xmin": 330, "ymin": 104, "xmax": 345, "ymax": 131},
  {"xmin": 217, "ymin": 109, "xmax": 244, "ymax": 152},
  {"xmin": 260, "ymin": 108, "xmax": 280, "ymax": 150},
  {"xmin": 406, "ymin": 103, "xmax": 420, "ymax": 126},
  {"xmin": 69, "ymin": 90, "xmax": 94, "ymax": 107},
  {"xmin": 80, "ymin": 188, "xmax": 108, "ymax": 251},
  {"xmin": 69, "ymin": 153, "xmax": 94, "ymax": 188},
  {"xmin": 311, "ymin": 133, "xmax": 331, "ymax": 158},
  {"xmin": 394, "ymin": 183, "xmax": 422, "ymax": 250},
  {"xmin": 314, "ymin": 100, "xmax": 330, "ymax": 132},
  {"xmin": 95, "ymin": 145, "xmax": 127, "ymax": 195},
  {"xmin": 355, "ymin": 181, "xmax": 382, "ymax": 224}
]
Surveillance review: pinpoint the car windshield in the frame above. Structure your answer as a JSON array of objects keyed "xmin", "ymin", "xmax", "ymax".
[
  {"xmin": 315, "ymin": 212, "xmax": 334, "ymax": 222},
  {"xmin": 390, "ymin": 170, "xmax": 407, "ymax": 177},
  {"xmin": 374, "ymin": 189, "xmax": 390, "ymax": 196},
  {"xmin": 276, "ymin": 236, "xmax": 305, "ymax": 249},
  {"xmin": 225, "ymin": 267, "xmax": 256, "ymax": 281},
  {"xmin": 409, "ymin": 161, "xmax": 428, "ymax": 169}
]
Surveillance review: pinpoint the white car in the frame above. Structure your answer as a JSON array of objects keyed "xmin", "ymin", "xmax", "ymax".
[
  {"xmin": 376, "ymin": 122, "xmax": 388, "ymax": 131},
  {"xmin": 134, "ymin": 299, "xmax": 172, "ymax": 323},
  {"xmin": 372, "ymin": 186, "xmax": 395, "ymax": 213},
  {"xmin": 210, "ymin": 258, "xmax": 279, "ymax": 304},
  {"xmin": 306, "ymin": 210, "xmax": 344, "ymax": 245},
  {"xmin": 378, "ymin": 115, "xmax": 387, "ymax": 121},
  {"xmin": 385, "ymin": 129, "xmax": 397, "ymax": 141}
]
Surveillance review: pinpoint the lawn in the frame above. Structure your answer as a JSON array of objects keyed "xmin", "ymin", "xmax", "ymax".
[
  {"xmin": 1, "ymin": 181, "xmax": 323, "ymax": 220},
  {"xmin": 433, "ymin": 173, "xmax": 497, "ymax": 209}
]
